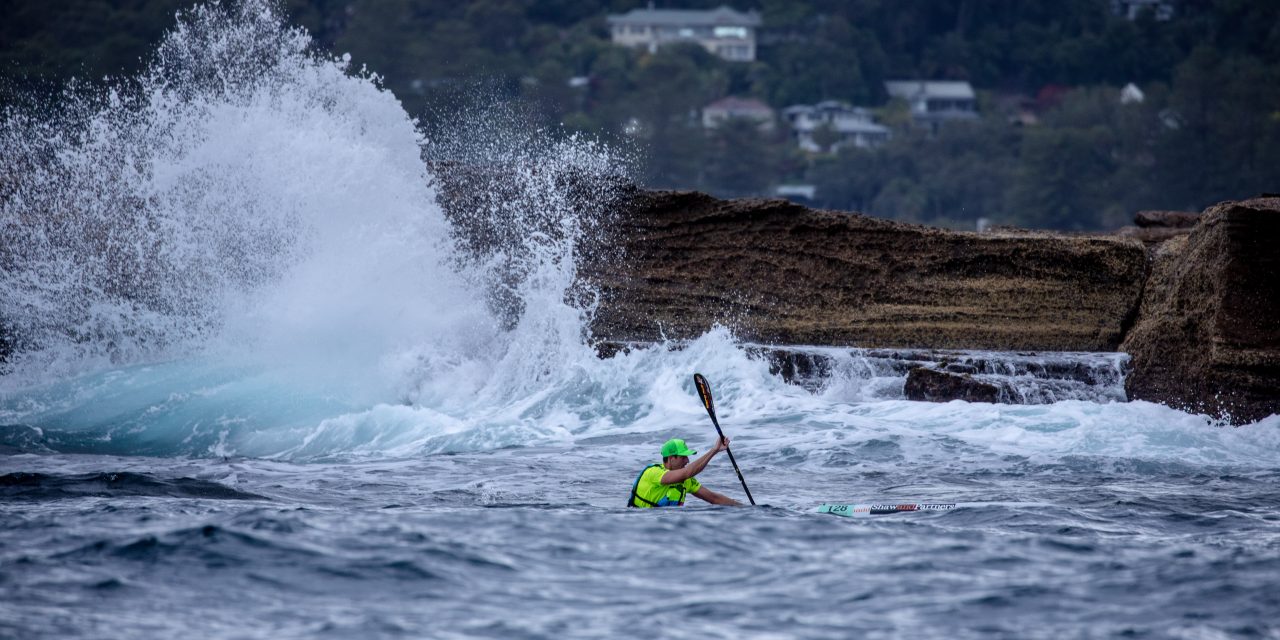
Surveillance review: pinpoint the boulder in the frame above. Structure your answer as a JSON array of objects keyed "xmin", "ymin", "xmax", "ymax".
[
  {"xmin": 581, "ymin": 190, "xmax": 1147, "ymax": 351},
  {"xmin": 1134, "ymin": 210, "xmax": 1200, "ymax": 229},
  {"xmin": 1121, "ymin": 197, "xmax": 1280, "ymax": 424},
  {"xmin": 904, "ymin": 367, "xmax": 999, "ymax": 403},
  {"xmin": 1115, "ymin": 225, "xmax": 1192, "ymax": 246}
]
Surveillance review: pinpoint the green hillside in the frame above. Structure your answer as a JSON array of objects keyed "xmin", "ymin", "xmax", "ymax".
[{"xmin": 3, "ymin": 0, "xmax": 1277, "ymax": 229}]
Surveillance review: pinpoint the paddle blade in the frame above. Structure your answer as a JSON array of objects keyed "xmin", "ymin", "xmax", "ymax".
[{"xmin": 693, "ymin": 373, "xmax": 715, "ymax": 415}]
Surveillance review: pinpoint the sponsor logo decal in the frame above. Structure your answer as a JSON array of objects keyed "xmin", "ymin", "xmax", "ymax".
[{"xmin": 822, "ymin": 503, "xmax": 957, "ymax": 515}]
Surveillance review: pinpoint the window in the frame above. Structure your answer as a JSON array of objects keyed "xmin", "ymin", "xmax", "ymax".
[{"xmin": 714, "ymin": 26, "xmax": 748, "ymax": 39}]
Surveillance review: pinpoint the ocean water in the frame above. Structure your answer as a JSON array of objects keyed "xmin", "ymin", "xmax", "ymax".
[{"xmin": 2, "ymin": 3, "xmax": 1278, "ymax": 639}]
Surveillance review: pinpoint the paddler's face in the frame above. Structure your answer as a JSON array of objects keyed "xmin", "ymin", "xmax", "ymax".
[{"xmin": 666, "ymin": 455, "xmax": 689, "ymax": 470}]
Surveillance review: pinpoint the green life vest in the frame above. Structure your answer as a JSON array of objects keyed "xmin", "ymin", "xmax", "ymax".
[{"xmin": 627, "ymin": 463, "xmax": 701, "ymax": 508}]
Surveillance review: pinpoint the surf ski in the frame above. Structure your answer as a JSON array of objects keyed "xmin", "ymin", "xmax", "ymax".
[{"xmin": 818, "ymin": 503, "xmax": 958, "ymax": 517}]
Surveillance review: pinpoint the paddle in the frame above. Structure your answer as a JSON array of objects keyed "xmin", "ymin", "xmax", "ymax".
[{"xmin": 692, "ymin": 373, "xmax": 756, "ymax": 506}]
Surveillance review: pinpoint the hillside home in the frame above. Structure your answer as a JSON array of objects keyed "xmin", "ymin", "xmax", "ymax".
[
  {"xmin": 606, "ymin": 5, "xmax": 762, "ymax": 61},
  {"xmin": 782, "ymin": 101, "xmax": 890, "ymax": 152},
  {"xmin": 1120, "ymin": 82, "xmax": 1145, "ymax": 104},
  {"xmin": 884, "ymin": 80, "xmax": 978, "ymax": 134}
]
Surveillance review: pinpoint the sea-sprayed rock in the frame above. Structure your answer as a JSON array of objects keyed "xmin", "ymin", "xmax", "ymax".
[
  {"xmin": 594, "ymin": 343, "xmax": 1129, "ymax": 404},
  {"xmin": 1121, "ymin": 196, "xmax": 1280, "ymax": 424},
  {"xmin": 1116, "ymin": 210, "xmax": 1200, "ymax": 247},
  {"xmin": 1115, "ymin": 225, "xmax": 1193, "ymax": 246},
  {"xmin": 428, "ymin": 160, "xmax": 634, "ymax": 329},
  {"xmin": 904, "ymin": 367, "xmax": 999, "ymax": 403},
  {"xmin": 383, "ymin": 166, "xmax": 1275, "ymax": 421},
  {"xmin": 581, "ymin": 190, "xmax": 1147, "ymax": 351},
  {"xmin": 1134, "ymin": 210, "xmax": 1200, "ymax": 228}
]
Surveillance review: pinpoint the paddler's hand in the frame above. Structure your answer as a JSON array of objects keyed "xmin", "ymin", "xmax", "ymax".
[{"xmin": 711, "ymin": 436, "xmax": 730, "ymax": 453}]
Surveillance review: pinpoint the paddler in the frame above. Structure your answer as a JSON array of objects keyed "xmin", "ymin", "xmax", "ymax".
[{"xmin": 627, "ymin": 437, "xmax": 741, "ymax": 507}]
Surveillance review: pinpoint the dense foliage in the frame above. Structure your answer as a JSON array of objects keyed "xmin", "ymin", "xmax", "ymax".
[{"xmin": 3, "ymin": 0, "xmax": 1278, "ymax": 229}]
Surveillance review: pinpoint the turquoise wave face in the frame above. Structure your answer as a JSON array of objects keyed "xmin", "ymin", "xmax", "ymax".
[{"xmin": 0, "ymin": 360, "xmax": 357, "ymax": 457}]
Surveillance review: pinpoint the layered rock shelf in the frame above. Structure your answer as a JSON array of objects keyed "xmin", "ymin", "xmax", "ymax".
[
  {"xmin": 1120, "ymin": 197, "xmax": 1280, "ymax": 424},
  {"xmin": 429, "ymin": 161, "xmax": 1278, "ymax": 424},
  {"xmin": 580, "ymin": 190, "xmax": 1148, "ymax": 352}
]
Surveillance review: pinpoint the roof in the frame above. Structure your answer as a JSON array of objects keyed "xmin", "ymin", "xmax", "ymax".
[
  {"xmin": 783, "ymin": 102, "xmax": 876, "ymax": 121},
  {"xmin": 776, "ymin": 184, "xmax": 816, "ymax": 199},
  {"xmin": 607, "ymin": 5, "xmax": 762, "ymax": 28},
  {"xmin": 813, "ymin": 99, "xmax": 854, "ymax": 111},
  {"xmin": 784, "ymin": 101, "xmax": 864, "ymax": 112},
  {"xmin": 885, "ymin": 80, "xmax": 976, "ymax": 100},
  {"xmin": 1120, "ymin": 82, "xmax": 1145, "ymax": 104}
]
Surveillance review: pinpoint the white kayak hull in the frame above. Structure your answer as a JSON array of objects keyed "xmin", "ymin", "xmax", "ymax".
[{"xmin": 818, "ymin": 503, "xmax": 958, "ymax": 516}]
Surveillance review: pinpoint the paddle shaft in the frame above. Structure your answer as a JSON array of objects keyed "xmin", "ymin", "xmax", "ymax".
[{"xmin": 706, "ymin": 411, "xmax": 755, "ymax": 505}]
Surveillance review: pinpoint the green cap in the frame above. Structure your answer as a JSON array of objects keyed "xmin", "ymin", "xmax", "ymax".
[{"xmin": 660, "ymin": 438, "xmax": 697, "ymax": 457}]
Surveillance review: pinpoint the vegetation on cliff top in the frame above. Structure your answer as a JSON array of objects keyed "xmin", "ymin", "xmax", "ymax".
[{"xmin": 3, "ymin": 0, "xmax": 1278, "ymax": 230}]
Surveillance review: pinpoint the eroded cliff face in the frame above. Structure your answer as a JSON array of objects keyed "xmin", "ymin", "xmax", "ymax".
[
  {"xmin": 425, "ymin": 166, "xmax": 1280, "ymax": 423},
  {"xmin": 580, "ymin": 190, "xmax": 1148, "ymax": 351},
  {"xmin": 1120, "ymin": 197, "xmax": 1280, "ymax": 424}
]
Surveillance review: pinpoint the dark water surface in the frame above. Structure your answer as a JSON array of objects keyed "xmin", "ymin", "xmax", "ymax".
[
  {"xmin": 2, "ymin": 3, "xmax": 1277, "ymax": 637},
  {"xmin": 4, "ymin": 442, "xmax": 1278, "ymax": 640}
]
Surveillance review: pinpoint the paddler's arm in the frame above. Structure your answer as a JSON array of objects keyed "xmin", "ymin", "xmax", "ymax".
[
  {"xmin": 692, "ymin": 486, "xmax": 741, "ymax": 506},
  {"xmin": 659, "ymin": 437, "xmax": 729, "ymax": 485}
]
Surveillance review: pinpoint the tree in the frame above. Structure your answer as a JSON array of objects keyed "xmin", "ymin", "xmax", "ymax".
[
  {"xmin": 871, "ymin": 178, "xmax": 929, "ymax": 221},
  {"xmin": 1154, "ymin": 48, "xmax": 1280, "ymax": 210},
  {"xmin": 806, "ymin": 147, "xmax": 897, "ymax": 212},
  {"xmin": 1009, "ymin": 125, "xmax": 1116, "ymax": 230},
  {"xmin": 703, "ymin": 117, "xmax": 781, "ymax": 197},
  {"xmin": 916, "ymin": 119, "xmax": 1018, "ymax": 226},
  {"xmin": 809, "ymin": 121, "xmax": 840, "ymax": 153}
]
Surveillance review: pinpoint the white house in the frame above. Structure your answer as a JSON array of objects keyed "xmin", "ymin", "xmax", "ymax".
[
  {"xmin": 782, "ymin": 100, "xmax": 890, "ymax": 152},
  {"xmin": 775, "ymin": 184, "xmax": 817, "ymax": 204},
  {"xmin": 884, "ymin": 80, "xmax": 979, "ymax": 133},
  {"xmin": 702, "ymin": 97, "xmax": 775, "ymax": 131},
  {"xmin": 606, "ymin": 5, "xmax": 762, "ymax": 61},
  {"xmin": 1120, "ymin": 82, "xmax": 1145, "ymax": 104}
]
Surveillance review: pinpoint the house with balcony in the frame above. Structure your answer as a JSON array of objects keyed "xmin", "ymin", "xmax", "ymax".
[
  {"xmin": 606, "ymin": 5, "xmax": 762, "ymax": 62},
  {"xmin": 782, "ymin": 100, "xmax": 890, "ymax": 152},
  {"xmin": 884, "ymin": 80, "xmax": 979, "ymax": 134}
]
